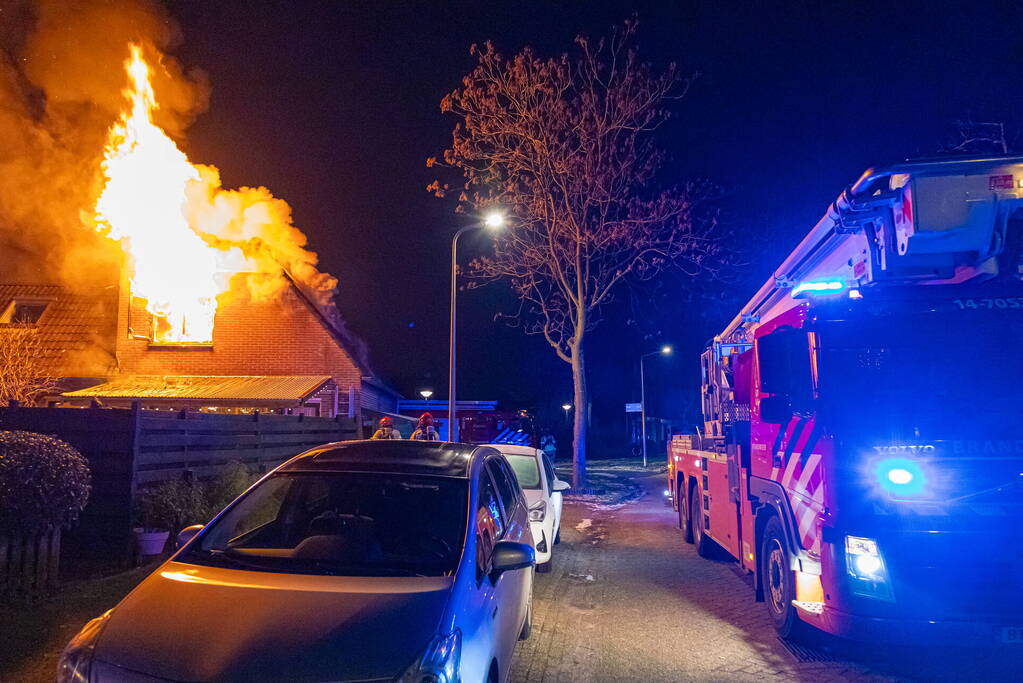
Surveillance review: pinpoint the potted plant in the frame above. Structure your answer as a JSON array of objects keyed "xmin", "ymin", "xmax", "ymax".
[{"xmin": 133, "ymin": 480, "xmax": 198, "ymax": 556}]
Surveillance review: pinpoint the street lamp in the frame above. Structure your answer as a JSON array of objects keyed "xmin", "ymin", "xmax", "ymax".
[
  {"xmin": 561, "ymin": 403, "xmax": 571, "ymax": 424},
  {"xmin": 448, "ymin": 211, "xmax": 506, "ymax": 442},
  {"xmin": 640, "ymin": 344, "xmax": 673, "ymax": 467},
  {"xmin": 419, "ymin": 389, "xmax": 433, "ymax": 400}
]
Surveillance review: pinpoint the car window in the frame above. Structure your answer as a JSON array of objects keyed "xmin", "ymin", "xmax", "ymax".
[
  {"xmin": 186, "ymin": 472, "xmax": 468, "ymax": 577},
  {"xmin": 504, "ymin": 454, "xmax": 541, "ymax": 489},
  {"xmin": 475, "ymin": 471, "xmax": 505, "ymax": 581},
  {"xmin": 541, "ymin": 455, "xmax": 556, "ymax": 491},
  {"xmin": 487, "ymin": 458, "xmax": 520, "ymax": 513}
]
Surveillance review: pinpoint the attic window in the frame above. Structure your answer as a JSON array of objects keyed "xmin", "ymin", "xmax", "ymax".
[{"xmin": 1, "ymin": 300, "xmax": 50, "ymax": 325}]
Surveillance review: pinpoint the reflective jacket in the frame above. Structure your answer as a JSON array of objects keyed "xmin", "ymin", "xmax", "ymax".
[{"xmin": 410, "ymin": 426, "xmax": 440, "ymax": 441}]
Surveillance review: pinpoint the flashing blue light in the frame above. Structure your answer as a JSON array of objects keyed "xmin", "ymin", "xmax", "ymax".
[
  {"xmin": 791, "ymin": 280, "xmax": 845, "ymax": 298},
  {"xmin": 875, "ymin": 457, "xmax": 927, "ymax": 497}
]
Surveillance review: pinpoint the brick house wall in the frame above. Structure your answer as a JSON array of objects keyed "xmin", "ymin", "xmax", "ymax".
[{"xmin": 113, "ymin": 276, "xmax": 367, "ymax": 426}]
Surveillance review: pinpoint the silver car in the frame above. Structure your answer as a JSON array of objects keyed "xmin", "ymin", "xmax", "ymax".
[{"xmin": 58, "ymin": 441, "xmax": 535, "ymax": 683}]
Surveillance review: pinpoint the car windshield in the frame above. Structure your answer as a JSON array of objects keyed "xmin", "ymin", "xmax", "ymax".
[
  {"xmin": 503, "ymin": 454, "xmax": 541, "ymax": 489},
  {"xmin": 180, "ymin": 472, "xmax": 468, "ymax": 577},
  {"xmin": 817, "ymin": 311, "xmax": 1023, "ymax": 440}
]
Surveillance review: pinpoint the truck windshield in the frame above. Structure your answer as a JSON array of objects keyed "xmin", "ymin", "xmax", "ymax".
[
  {"xmin": 817, "ymin": 312, "xmax": 1023, "ymax": 440},
  {"xmin": 180, "ymin": 472, "xmax": 468, "ymax": 577}
]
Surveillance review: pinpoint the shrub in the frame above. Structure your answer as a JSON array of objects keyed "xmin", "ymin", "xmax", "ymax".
[
  {"xmin": 135, "ymin": 479, "xmax": 203, "ymax": 532},
  {"xmin": 135, "ymin": 461, "xmax": 257, "ymax": 532},
  {"xmin": 0, "ymin": 430, "xmax": 91, "ymax": 536}
]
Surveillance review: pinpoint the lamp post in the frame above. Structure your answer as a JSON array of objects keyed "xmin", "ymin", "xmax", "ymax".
[
  {"xmin": 561, "ymin": 403, "xmax": 572, "ymax": 424},
  {"xmin": 640, "ymin": 344, "xmax": 673, "ymax": 467},
  {"xmin": 449, "ymin": 211, "xmax": 505, "ymax": 442}
]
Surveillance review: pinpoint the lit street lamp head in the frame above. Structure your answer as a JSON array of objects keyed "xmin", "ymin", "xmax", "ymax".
[
  {"xmin": 483, "ymin": 211, "xmax": 505, "ymax": 229},
  {"xmin": 561, "ymin": 403, "xmax": 571, "ymax": 411},
  {"xmin": 420, "ymin": 389, "xmax": 433, "ymax": 399},
  {"xmin": 661, "ymin": 345, "xmax": 673, "ymax": 355}
]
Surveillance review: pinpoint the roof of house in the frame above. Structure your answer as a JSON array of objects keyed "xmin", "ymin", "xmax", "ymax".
[
  {"xmin": 0, "ymin": 283, "xmax": 115, "ymax": 370},
  {"xmin": 61, "ymin": 375, "xmax": 333, "ymax": 403}
]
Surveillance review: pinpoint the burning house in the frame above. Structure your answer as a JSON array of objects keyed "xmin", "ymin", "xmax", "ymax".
[{"xmin": 0, "ymin": 44, "xmax": 398, "ymax": 429}]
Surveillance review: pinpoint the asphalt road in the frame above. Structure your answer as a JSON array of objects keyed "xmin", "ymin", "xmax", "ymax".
[{"xmin": 511, "ymin": 465, "xmax": 1023, "ymax": 683}]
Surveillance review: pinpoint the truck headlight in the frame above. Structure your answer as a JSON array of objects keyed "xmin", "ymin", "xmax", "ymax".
[
  {"xmin": 397, "ymin": 630, "xmax": 461, "ymax": 683},
  {"xmin": 845, "ymin": 535, "xmax": 893, "ymax": 601},
  {"xmin": 529, "ymin": 500, "xmax": 547, "ymax": 522},
  {"xmin": 57, "ymin": 610, "xmax": 111, "ymax": 683}
]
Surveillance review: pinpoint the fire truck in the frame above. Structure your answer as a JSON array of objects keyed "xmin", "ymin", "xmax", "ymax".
[{"xmin": 668, "ymin": 155, "xmax": 1023, "ymax": 644}]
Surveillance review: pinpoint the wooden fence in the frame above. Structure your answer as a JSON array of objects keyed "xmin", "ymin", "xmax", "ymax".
[
  {"xmin": 0, "ymin": 405, "xmax": 358, "ymax": 576},
  {"xmin": 0, "ymin": 529, "xmax": 61, "ymax": 596}
]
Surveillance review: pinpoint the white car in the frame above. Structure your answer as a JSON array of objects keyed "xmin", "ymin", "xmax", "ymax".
[{"xmin": 489, "ymin": 445, "xmax": 569, "ymax": 573}]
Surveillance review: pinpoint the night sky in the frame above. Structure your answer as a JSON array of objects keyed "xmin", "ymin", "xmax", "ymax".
[{"xmin": 168, "ymin": 1, "xmax": 1023, "ymax": 451}]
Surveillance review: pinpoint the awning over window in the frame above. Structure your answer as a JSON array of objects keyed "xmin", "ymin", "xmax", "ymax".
[{"xmin": 62, "ymin": 375, "xmax": 333, "ymax": 404}]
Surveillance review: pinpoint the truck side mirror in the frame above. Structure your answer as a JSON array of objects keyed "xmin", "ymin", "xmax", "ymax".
[{"xmin": 759, "ymin": 395, "xmax": 792, "ymax": 424}]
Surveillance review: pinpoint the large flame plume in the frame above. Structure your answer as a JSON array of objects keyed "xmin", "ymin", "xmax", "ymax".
[{"xmin": 94, "ymin": 45, "xmax": 336, "ymax": 343}]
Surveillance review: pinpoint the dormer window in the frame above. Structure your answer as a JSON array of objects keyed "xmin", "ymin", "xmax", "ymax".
[{"xmin": 1, "ymin": 299, "xmax": 50, "ymax": 325}]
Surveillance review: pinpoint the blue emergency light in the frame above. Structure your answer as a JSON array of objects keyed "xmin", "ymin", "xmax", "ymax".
[
  {"xmin": 875, "ymin": 457, "xmax": 927, "ymax": 497},
  {"xmin": 791, "ymin": 280, "xmax": 845, "ymax": 298}
]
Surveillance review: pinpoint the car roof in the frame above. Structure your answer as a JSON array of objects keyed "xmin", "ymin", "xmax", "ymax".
[
  {"xmin": 485, "ymin": 444, "xmax": 541, "ymax": 457},
  {"xmin": 279, "ymin": 440, "xmax": 487, "ymax": 478}
]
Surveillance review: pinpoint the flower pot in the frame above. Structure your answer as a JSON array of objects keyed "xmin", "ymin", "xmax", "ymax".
[{"xmin": 133, "ymin": 529, "xmax": 170, "ymax": 556}]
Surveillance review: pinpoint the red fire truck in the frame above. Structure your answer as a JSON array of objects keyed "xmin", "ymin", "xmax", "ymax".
[{"xmin": 668, "ymin": 155, "xmax": 1023, "ymax": 644}]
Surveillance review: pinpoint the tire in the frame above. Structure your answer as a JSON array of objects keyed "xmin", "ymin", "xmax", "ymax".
[
  {"xmin": 679, "ymin": 479, "xmax": 694, "ymax": 544},
  {"xmin": 536, "ymin": 556, "xmax": 552, "ymax": 573},
  {"xmin": 519, "ymin": 592, "xmax": 532, "ymax": 640},
  {"xmin": 760, "ymin": 516, "xmax": 810, "ymax": 640},
  {"xmin": 690, "ymin": 484, "xmax": 715, "ymax": 558}
]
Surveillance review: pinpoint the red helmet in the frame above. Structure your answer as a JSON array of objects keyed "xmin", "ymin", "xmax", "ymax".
[
  {"xmin": 419, "ymin": 412, "xmax": 434, "ymax": 426},
  {"xmin": 379, "ymin": 416, "xmax": 393, "ymax": 427}
]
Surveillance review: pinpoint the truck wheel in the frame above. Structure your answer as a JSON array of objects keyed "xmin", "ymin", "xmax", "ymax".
[
  {"xmin": 761, "ymin": 516, "xmax": 809, "ymax": 640},
  {"xmin": 690, "ymin": 484, "xmax": 714, "ymax": 558},
  {"xmin": 679, "ymin": 480, "xmax": 694, "ymax": 544}
]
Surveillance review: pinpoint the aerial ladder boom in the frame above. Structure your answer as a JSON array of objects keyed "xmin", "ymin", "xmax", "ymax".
[{"xmin": 719, "ymin": 155, "xmax": 1023, "ymax": 345}]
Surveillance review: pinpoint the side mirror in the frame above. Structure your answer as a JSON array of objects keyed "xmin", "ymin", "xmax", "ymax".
[
  {"xmin": 176, "ymin": 524, "xmax": 204, "ymax": 549},
  {"xmin": 759, "ymin": 395, "xmax": 792, "ymax": 424},
  {"xmin": 489, "ymin": 540, "xmax": 534, "ymax": 579},
  {"xmin": 553, "ymin": 479, "xmax": 571, "ymax": 492}
]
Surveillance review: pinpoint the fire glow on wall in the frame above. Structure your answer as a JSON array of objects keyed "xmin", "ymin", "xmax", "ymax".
[{"xmin": 93, "ymin": 45, "xmax": 336, "ymax": 344}]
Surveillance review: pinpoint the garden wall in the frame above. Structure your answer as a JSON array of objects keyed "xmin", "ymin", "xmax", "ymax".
[{"xmin": 0, "ymin": 405, "xmax": 357, "ymax": 574}]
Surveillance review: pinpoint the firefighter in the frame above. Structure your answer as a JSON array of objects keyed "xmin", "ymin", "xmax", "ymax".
[
  {"xmin": 410, "ymin": 412, "xmax": 440, "ymax": 441},
  {"xmin": 370, "ymin": 416, "xmax": 402, "ymax": 440}
]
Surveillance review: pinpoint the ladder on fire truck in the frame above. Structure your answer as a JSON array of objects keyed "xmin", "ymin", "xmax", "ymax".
[
  {"xmin": 719, "ymin": 155, "xmax": 1023, "ymax": 347},
  {"xmin": 697, "ymin": 155, "xmax": 1023, "ymax": 439}
]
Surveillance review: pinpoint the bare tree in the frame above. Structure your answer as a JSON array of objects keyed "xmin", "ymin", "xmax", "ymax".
[
  {"xmin": 0, "ymin": 325, "xmax": 58, "ymax": 405},
  {"xmin": 942, "ymin": 119, "xmax": 1012, "ymax": 155},
  {"xmin": 431, "ymin": 22, "xmax": 718, "ymax": 485}
]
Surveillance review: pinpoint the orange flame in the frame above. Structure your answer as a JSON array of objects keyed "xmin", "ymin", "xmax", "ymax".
[{"xmin": 94, "ymin": 45, "xmax": 334, "ymax": 344}]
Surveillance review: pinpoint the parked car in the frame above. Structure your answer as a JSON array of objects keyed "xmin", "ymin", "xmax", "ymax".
[
  {"xmin": 487, "ymin": 444, "xmax": 569, "ymax": 573},
  {"xmin": 58, "ymin": 441, "xmax": 535, "ymax": 683}
]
